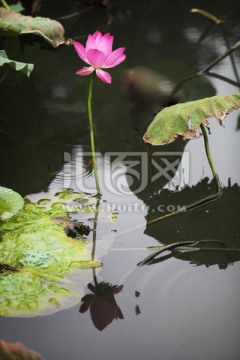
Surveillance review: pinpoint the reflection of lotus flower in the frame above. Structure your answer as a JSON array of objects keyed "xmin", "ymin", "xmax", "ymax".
[
  {"xmin": 73, "ymin": 31, "xmax": 126, "ymax": 84},
  {"xmin": 79, "ymin": 281, "xmax": 124, "ymax": 330}
]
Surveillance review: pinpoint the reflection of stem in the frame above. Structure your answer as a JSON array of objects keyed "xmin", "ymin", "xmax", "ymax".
[
  {"xmin": 194, "ymin": 9, "xmax": 240, "ymax": 88},
  {"xmin": 92, "ymin": 267, "xmax": 98, "ymax": 287},
  {"xmin": 147, "ymin": 239, "xmax": 226, "ymax": 250},
  {"xmin": 91, "ymin": 198, "xmax": 101, "ymax": 287},
  {"xmin": 91, "ymin": 198, "xmax": 100, "ymax": 261},
  {"xmin": 201, "ymin": 42, "xmax": 240, "ymax": 73},
  {"xmin": 195, "ymin": 16, "xmax": 240, "ymax": 83},
  {"xmin": 206, "ymin": 72, "xmax": 240, "ymax": 87},
  {"xmin": 196, "ymin": 23, "xmax": 215, "ymax": 44},
  {"xmin": 147, "ymin": 124, "xmax": 222, "ymax": 226},
  {"xmin": 55, "ymin": 6, "xmax": 94, "ymax": 20},
  {"xmin": 1, "ymin": 0, "xmax": 10, "ymax": 10},
  {"xmin": 220, "ymin": 26, "xmax": 240, "ymax": 89},
  {"xmin": 138, "ymin": 239, "xmax": 240, "ymax": 266},
  {"xmin": 171, "ymin": 40, "xmax": 240, "ymax": 97},
  {"xmin": 170, "ymin": 74, "xmax": 200, "ymax": 97},
  {"xmin": 88, "ymin": 73, "xmax": 101, "ymax": 195}
]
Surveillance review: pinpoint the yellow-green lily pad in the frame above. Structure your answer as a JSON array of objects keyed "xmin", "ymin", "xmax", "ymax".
[
  {"xmin": 0, "ymin": 189, "xmax": 101, "ymax": 317},
  {"xmin": 0, "ymin": 186, "xmax": 24, "ymax": 219}
]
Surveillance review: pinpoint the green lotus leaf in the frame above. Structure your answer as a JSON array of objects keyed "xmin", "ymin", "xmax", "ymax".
[
  {"xmin": 144, "ymin": 93, "xmax": 240, "ymax": 145},
  {"xmin": 0, "ymin": 8, "xmax": 68, "ymax": 48},
  {"xmin": 0, "ymin": 186, "xmax": 24, "ymax": 219},
  {"xmin": 0, "ymin": 190, "xmax": 101, "ymax": 317},
  {"xmin": 0, "ymin": 49, "xmax": 34, "ymax": 77}
]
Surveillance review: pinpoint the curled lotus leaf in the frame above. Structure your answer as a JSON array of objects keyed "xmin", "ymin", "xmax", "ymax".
[
  {"xmin": 0, "ymin": 49, "xmax": 34, "ymax": 77},
  {"xmin": 143, "ymin": 93, "xmax": 240, "ymax": 145},
  {"xmin": 0, "ymin": 8, "xmax": 69, "ymax": 48}
]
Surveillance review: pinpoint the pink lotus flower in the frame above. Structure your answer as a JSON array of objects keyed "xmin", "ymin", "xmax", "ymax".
[{"xmin": 72, "ymin": 31, "xmax": 126, "ymax": 84}]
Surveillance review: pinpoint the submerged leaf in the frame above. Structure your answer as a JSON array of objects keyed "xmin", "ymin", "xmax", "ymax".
[
  {"xmin": 0, "ymin": 8, "xmax": 68, "ymax": 48},
  {"xmin": 0, "ymin": 50, "xmax": 34, "ymax": 77},
  {"xmin": 0, "ymin": 339, "xmax": 43, "ymax": 360},
  {"xmin": 0, "ymin": 186, "xmax": 24, "ymax": 219},
  {"xmin": 143, "ymin": 93, "xmax": 240, "ymax": 145}
]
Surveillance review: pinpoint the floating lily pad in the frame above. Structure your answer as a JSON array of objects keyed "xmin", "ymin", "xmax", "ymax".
[
  {"xmin": 0, "ymin": 190, "xmax": 101, "ymax": 317},
  {"xmin": 55, "ymin": 188, "xmax": 90, "ymax": 202},
  {"xmin": 0, "ymin": 8, "xmax": 68, "ymax": 48},
  {"xmin": 0, "ymin": 186, "xmax": 24, "ymax": 219}
]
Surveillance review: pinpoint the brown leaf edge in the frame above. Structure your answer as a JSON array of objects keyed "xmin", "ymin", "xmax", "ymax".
[
  {"xmin": 20, "ymin": 30, "xmax": 72, "ymax": 48},
  {"xmin": 0, "ymin": 339, "xmax": 43, "ymax": 360},
  {"xmin": 0, "ymin": 8, "xmax": 72, "ymax": 48},
  {"xmin": 143, "ymin": 94, "xmax": 240, "ymax": 146}
]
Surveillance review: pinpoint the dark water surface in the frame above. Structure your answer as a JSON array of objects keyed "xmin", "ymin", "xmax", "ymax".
[{"xmin": 1, "ymin": 1, "xmax": 240, "ymax": 359}]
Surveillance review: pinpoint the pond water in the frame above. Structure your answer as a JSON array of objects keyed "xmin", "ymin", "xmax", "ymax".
[{"xmin": 1, "ymin": 0, "xmax": 240, "ymax": 359}]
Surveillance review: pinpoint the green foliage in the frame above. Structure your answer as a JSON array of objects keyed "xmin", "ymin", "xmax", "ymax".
[
  {"xmin": 0, "ymin": 188, "xmax": 101, "ymax": 317},
  {"xmin": 144, "ymin": 93, "xmax": 240, "ymax": 145},
  {"xmin": 0, "ymin": 186, "xmax": 24, "ymax": 219},
  {"xmin": 0, "ymin": 8, "xmax": 67, "ymax": 48},
  {"xmin": 0, "ymin": 49, "xmax": 34, "ymax": 77},
  {"xmin": 55, "ymin": 188, "xmax": 90, "ymax": 202}
]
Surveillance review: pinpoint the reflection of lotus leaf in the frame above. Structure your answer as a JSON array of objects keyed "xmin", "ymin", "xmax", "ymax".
[
  {"xmin": 0, "ymin": 189, "xmax": 101, "ymax": 317},
  {"xmin": 145, "ymin": 179, "xmax": 240, "ymax": 268}
]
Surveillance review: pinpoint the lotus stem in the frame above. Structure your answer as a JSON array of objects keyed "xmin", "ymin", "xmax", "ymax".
[
  {"xmin": 1, "ymin": 0, "xmax": 10, "ymax": 10},
  {"xmin": 88, "ymin": 72, "xmax": 100, "ymax": 195},
  {"xmin": 147, "ymin": 124, "xmax": 222, "ymax": 226},
  {"xmin": 200, "ymin": 123, "xmax": 222, "ymax": 194},
  {"xmin": 91, "ymin": 197, "xmax": 100, "ymax": 287},
  {"xmin": 91, "ymin": 197, "xmax": 100, "ymax": 261}
]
